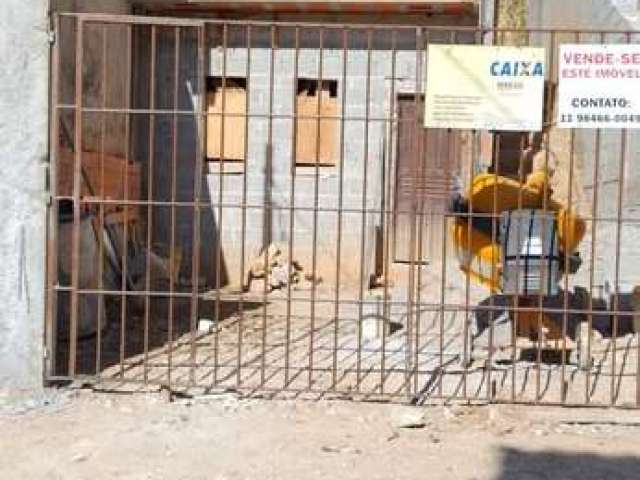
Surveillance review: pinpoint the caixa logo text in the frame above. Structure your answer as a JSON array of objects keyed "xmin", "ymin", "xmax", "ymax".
[{"xmin": 490, "ymin": 61, "xmax": 544, "ymax": 77}]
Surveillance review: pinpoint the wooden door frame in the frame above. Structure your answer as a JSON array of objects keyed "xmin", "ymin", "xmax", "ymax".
[{"xmin": 392, "ymin": 93, "xmax": 428, "ymax": 265}]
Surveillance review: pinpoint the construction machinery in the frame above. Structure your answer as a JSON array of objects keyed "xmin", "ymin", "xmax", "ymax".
[{"xmin": 452, "ymin": 169, "xmax": 588, "ymax": 360}]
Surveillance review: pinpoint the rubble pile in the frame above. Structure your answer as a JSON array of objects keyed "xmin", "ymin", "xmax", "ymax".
[{"xmin": 247, "ymin": 243, "xmax": 321, "ymax": 292}]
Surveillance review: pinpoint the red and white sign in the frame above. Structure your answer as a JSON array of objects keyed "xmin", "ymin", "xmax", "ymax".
[{"xmin": 557, "ymin": 44, "xmax": 640, "ymax": 129}]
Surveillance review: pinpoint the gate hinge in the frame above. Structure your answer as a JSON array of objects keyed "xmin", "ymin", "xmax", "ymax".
[{"xmin": 47, "ymin": 27, "xmax": 56, "ymax": 45}]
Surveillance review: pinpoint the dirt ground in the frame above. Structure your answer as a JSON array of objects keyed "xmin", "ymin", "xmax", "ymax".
[{"xmin": 2, "ymin": 388, "xmax": 640, "ymax": 480}]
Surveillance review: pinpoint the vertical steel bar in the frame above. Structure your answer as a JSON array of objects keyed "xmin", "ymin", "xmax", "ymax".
[
  {"xmin": 167, "ymin": 26, "xmax": 181, "ymax": 390},
  {"xmin": 285, "ymin": 26, "xmax": 299, "ymax": 388},
  {"xmin": 462, "ymin": 28, "xmax": 488, "ymax": 400},
  {"xmin": 46, "ymin": 13, "xmax": 61, "ymax": 378},
  {"xmin": 586, "ymin": 129, "xmax": 600, "ymax": 404},
  {"xmin": 463, "ymin": 126, "xmax": 477, "ymax": 400},
  {"xmin": 332, "ymin": 27, "xmax": 348, "ymax": 391},
  {"xmin": 356, "ymin": 28, "xmax": 373, "ymax": 393},
  {"xmin": 611, "ymin": 31, "xmax": 632, "ymax": 406},
  {"xmin": 438, "ymin": 172, "xmax": 449, "ymax": 399},
  {"xmin": 561, "ymin": 126, "xmax": 576, "ymax": 401},
  {"xmin": 561, "ymin": 32, "xmax": 579, "ymax": 402},
  {"xmin": 237, "ymin": 24, "xmax": 252, "ymax": 388},
  {"xmin": 260, "ymin": 25, "xmax": 276, "ymax": 387},
  {"xmin": 510, "ymin": 29, "xmax": 532, "ymax": 403},
  {"xmin": 96, "ymin": 23, "xmax": 108, "ymax": 378},
  {"xmin": 611, "ymin": 128, "xmax": 627, "ymax": 406},
  {"xmin": 380, "ymin": 28, "xmax": 396, "ymax": 395},
  {"xmin": 119, "ymin": 24, "xmax": 133, "ymax": 379},
  {"xmin": 535, "ymin": 30, "xmax": 556, "ymax": 404},
  {"xmin": 436, "ymin": 29, "xmax": 456, "ymax": 399},
  {"xmin": 309, "ymin": 27, "xmax": 325, "ymax": 389},
  {"xmin": 69, "ymin": 17, "xmax": 84, "ymax": 376},
  {"xmin": 414, "ymin": 29, "xmax": 430, "ymax": 398},
  {"xmin": 189, "ymin": 25, "xmax": 206, "ymax": 387},
  {"xmin": 585, "ymin": 32, "xmax": 605, "ymax": 404},
  {"xmin": 404, "ymin": 26, "xmax": 422, "ymax": 399},
  {"xmin": 143, "ymin": 25, "xmax": 157, "ymax": 384},
  {"xmin": 486, "ymin": 131, "xmax": 500, "ymax": 401},
  {"xmin": 213, "ymin": 23, "xmax": 227, "ymax": 387}
]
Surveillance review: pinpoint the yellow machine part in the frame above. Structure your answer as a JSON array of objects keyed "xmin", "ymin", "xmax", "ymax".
[
  {"xmin": 453, "ymin": 173, "xmax": 587, "ymax": 292},
  {"xmin": 452, "ymin": 219, "xmax": 501, "ymax": 292}
]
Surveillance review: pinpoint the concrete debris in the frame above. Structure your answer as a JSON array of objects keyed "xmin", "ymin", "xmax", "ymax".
[
  {"xmin": 390, "ymin": 407, "xmax": 427, "ymax": 429},
  {"xmin": 321, "ymin": 445, "xmax": 362, "ymax": 454},
  {"xmin": 71, "ymin": 453, "xmax": 89, "ymax": 463},
  {"xmin": 386, "ymin": 431, "xmax": 400, "ymax": 442},
  {"xmin": 247, "ymin": 243, "xmax": 321, "ymax": 292},
  {"xmin": 197, "ymin": 318, "xmax": 217, "ymax": 333}
]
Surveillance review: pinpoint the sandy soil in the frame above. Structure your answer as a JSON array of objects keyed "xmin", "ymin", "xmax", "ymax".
[{"xmin": 2, "ymin": 388, "xmax": 640, "ymax": 480}]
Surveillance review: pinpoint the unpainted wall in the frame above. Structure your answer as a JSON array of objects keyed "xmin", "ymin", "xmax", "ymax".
[
  {"xmin": 0, "ymin": 0, "xmax": 49, "ymax": 396},
  {"xmin": 134, "ymin": 26, "xmax": 475, "ymax": 290}
]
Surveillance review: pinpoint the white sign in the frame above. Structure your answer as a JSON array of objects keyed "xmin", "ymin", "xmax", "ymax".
[
  {"xmin": 424, "ymin": 45, "xmax": 545, "ymax": 131},
  {"xmin": 557, "ymin": 44, "xmax": 640, "ymax": 129}
]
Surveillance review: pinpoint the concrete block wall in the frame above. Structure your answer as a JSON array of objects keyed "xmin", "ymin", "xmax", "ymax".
[
  {"xmin": 135, "ymin": 26, "xmax": 476, "ymax": 291},
  {"xmin": 205, "ymin": 36, "xmax": 422, "ymax": 290},
  {"xmin": 136, "ymin": 28, "xmax": 430, "ymax": 291},
  {"xmin": 0, "ymin": 0, "xmax": 49, "ymax": 396}
]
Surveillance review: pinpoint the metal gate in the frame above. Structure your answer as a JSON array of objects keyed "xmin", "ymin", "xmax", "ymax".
[{"xmin": 47, "ymin": 12, "xmax": 640, "ymax": 407}]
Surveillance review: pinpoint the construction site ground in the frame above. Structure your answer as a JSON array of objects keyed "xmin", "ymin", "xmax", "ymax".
[
  {"xmin": 62, "ymin": 268, "xmax": 640, "ymax": 408},
  {"xmin": 2, "ymin": 387, "xmax": 640, "ymax": 480}
]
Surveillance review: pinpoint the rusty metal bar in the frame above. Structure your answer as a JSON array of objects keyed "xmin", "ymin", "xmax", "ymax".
[
  {"xmin": 237, "ymin": 24, "xmax": 252, "ymax": 388},
  {"xmin": 143, "ymin": 25, "xmax": 157, "ymax": 384},
  {"xmin": 51, "ymin": 285, "xmax": 639, "ymax": 316},
  {"xmin": 355, "ymin": 28, "xmax": 373, "ymax": 392},
  {"xmin": 486, "ymin": 130, "xmax": 500, "ymax": 402},
  {"xmin": 380, "ymin": 28, "xmax": 396, "ymax": 396},
  {"xmin": 167, "ymin": 25, "xmax": 181, "ymax": 391},
  {"xmin": 188, "ymin": 24, "xmax": 206, "ymax": 387},
  {"xmin": 119, "ymin": 24, "xmax": 133, "ymax": 380},
  {"xmin": 60, "ymin": 12, "xmax": 640, "ymax": 35},
  {"xmin": 52, "ymin": 197, "xmax": 640, "ymax": 221},
  {"xmin": 404, "ymin": 26, "xmax": 423, "ymax": 399},
  {"xmin": 308, "ymin": 26, "xmax": 325, "ymax": 389},
  {"xmin": 69, "ymin": 17, "xmax": 84, "ymax": 376},
  {"xmin": 212, "ymin": 23, "xmax": 228, "ymax": 388},
  {"xmin": 56, "ymin": 105, "xmax": 452, "ymax": 123},
  {"xmin": 437, "ymin": 29, "xmax": 457, "ymax": 399},
  {"xmin": 96, "ymin": 23, "xmax": 108, "ymax": 378},
  {"xmin": 560, "ymin": 31, "xmax": 580, "ymax": 404},
  {"xmin": 413, "ymin": 28, "xmax": 429, "ymax": 398},
  {"xmin": 331, "ymin": 27, "xmax": 348, "ymax": 392},
  {"xmin": 45, "ymin": 13, "xmax": 62, "ymax": 379},
  {"xmin": 611, "ymin": 127, "xmax": 628, "ymax": 406},
  {"xmin": 260, "ymin": 24, "xmax": 277, "ymax": 388},
  {"xmin": 510, "ymin": 29, "xmax": 532, "ymax": 403},
  {"xmin": 586, "ymin": 33, "xmax": 605, "ymax": 404},
  {"xmin": 534, "ymin": 30, "xmax": 556, "ymax": 404},
  {"xmin": 284, "ymin": 26, "xmax": 299, "ymax": 388},
  {"xmin": 463, "ymin": 125, "xmax": 477, "ymax": 399}
]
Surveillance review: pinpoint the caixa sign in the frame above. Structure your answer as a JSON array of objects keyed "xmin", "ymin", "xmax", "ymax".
[
  {"xmin": 490, "ymin": 60, "xmax": 544, "ymax": 77},
  {"xmin": 424, "ymin": 45, "xmax": 545, "ymax": 131}
]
